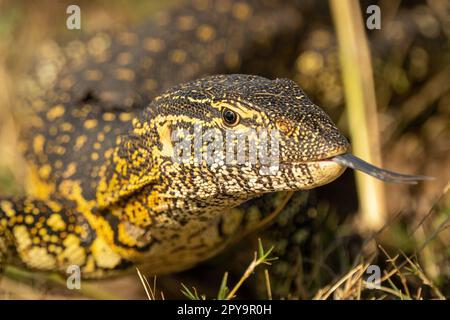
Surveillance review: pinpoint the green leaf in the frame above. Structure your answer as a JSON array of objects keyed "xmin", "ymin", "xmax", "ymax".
[
  {"xmin": 217, "ymin": 272, "xmax": 229, "ymax": 300},
  {"xmin": 181, "ymin": 283, "xmax": 204, "ymax": 300}
]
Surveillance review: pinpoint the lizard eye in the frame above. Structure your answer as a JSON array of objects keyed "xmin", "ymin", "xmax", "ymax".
[{"xmin": 222, "ymin": 108, "xmax": 240, "ymax": 127}]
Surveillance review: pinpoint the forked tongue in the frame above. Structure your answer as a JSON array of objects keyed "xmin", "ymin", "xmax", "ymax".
[{"xmin": 332, "ymin": 154, "xmax": 434, "ymax": 184}]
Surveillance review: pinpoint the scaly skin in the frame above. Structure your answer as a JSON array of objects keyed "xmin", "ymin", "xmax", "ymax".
[{"xmin": 0, "ymin": 0, "xmax": 348, "ymax": 278}]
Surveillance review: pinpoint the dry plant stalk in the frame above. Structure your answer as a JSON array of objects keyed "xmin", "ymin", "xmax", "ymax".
[
  {"xmin": 329, "ymin": 0, "xmax": 387, "ymax": 230},
  {"xmin": 137, "ymin": 268, "xmax": 165, "ymax": 300}
]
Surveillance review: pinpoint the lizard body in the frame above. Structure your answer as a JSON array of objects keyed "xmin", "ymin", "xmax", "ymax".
[{"xmin": 2, "ymin": 0, "xmax": 349, "ymax": 278}]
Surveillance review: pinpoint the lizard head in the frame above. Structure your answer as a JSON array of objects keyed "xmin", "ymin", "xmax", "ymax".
[
  {"xmin": 144, "ymin": 74, "xmax": 349, "ymax": 206},
  {"xmin": 102, "ymin": 74, "xmax": 428, "ymax": 214}
]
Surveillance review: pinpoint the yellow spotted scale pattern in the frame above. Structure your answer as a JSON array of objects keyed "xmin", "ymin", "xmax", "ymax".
[{"xmin": 0, "ymin": 0, "xmax": 349, "ymax": 278}]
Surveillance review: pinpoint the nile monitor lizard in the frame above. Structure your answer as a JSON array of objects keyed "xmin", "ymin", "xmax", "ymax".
[{"xmin": 0, "ymin": 0, "xmax": 428, "ymax": 284}]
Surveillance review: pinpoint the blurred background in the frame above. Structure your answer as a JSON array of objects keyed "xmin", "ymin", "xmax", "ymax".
[{"xmin": 0, "ymin": 0, "xmax": 449, "ymax": 299}]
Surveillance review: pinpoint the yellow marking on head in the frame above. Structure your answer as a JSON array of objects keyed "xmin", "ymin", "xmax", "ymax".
[
  {"xmin": 147, "ymin": 114, "xmax": 214, "ymax": 133},
  {"xmin": 157, "ymin": 121, "xmax": 174, "ymax": 158},
  {"xmin": 33, "ymin": 135, "xmax": 45, "ymax": 154},
  {"xmin": 187, "ymin": 96, "xmax": 212, "ymax": 104},
  {"xmin": 211, "ymin": 100, "xmax": 261, "ymax": 121},
  {"xmin": 74, "ymin": 135, "xmax": 87, "ymax": 151},
  {"xmin": 46, "ymin": 105, "xmax": 65, "ymax": 120}
]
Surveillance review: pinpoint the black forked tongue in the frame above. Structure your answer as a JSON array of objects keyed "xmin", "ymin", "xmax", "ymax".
[{"xmin": 332, "ymin": 154, "xmax": 434, "ymax": 184}]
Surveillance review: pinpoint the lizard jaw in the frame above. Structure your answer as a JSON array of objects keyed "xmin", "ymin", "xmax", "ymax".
[{"xmin": 301, "ymin": 159, "xmax": 347, "ymax": 189}]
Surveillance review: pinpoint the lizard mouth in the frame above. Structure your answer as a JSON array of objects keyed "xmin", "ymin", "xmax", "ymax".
[{"xmin": 330, "ymin": 153, "xmax": 434, "ymax": 184}]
